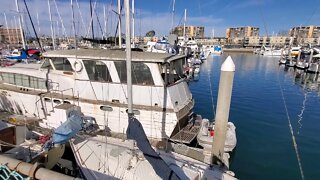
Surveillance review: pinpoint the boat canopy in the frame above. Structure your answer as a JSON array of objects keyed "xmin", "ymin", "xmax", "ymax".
[{"xmin": 43, "ymin": 49, "xmax": 185, "ymax": 63}]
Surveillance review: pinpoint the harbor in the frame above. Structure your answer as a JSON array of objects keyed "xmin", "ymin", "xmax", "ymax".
[{"xmin": 190, "ymin": 53, "xmax": 320, "ymax": 179}]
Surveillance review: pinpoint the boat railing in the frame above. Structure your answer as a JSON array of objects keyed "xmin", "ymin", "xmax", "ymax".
[
  {"xmin": 50, "ymin": 87, "xmax": 75, "ymax": 105},
  {"xmin": 35, "ymin": 87, "xmax": 76, "ymax": 119}
]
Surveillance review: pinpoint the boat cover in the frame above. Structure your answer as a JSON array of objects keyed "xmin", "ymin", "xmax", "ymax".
[
  {"xmin": 52, "ymin": 110, "xmax": 82, "ymax": 145},
  {"xmin": 126, "ymin": 117, "xmax": 180, "ymax": 180}
]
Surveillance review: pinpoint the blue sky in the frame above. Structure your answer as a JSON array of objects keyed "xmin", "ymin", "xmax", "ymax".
[{"xmin": 1, "ymin": 0, "xmax": 320, "ymax": 37}]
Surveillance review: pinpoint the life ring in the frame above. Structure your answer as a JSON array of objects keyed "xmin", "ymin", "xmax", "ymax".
[{"xmin": 74, "ymin": 60, "xmax": 83, "ymax": 72}]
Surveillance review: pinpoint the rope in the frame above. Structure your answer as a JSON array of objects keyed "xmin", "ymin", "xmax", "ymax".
[
  {"xmin": 207, "ymin": 63, "xmax": 215, "ymax": 120},
  {"xmin": 276, "ymin": 62, "xmax": 305, "ymax": 180}
]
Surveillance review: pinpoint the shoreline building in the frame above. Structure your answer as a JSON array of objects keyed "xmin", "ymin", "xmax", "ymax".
[
  {"xmin": 226, "ymin": 26, "xmax": 259, "ymax": 45},
  {"xmin": 0, "ymin": 26, "xmax": 22, "ymax": 45},
  {"xmin": 171, "ymin": 26, "xmax": 205, "ymax": 39},
  {"xmin": 289, "ymin": 26, "xmax": 320, "ymax": 45}
]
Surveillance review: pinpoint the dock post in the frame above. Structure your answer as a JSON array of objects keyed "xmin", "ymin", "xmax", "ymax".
[
  {"xmin": 211, "ymin": 56, "xmax": 235, "ymax": 165},
  {"xmin": 308, "ymin": 49, "xmax": 313, "ymax": 64},
  {"xmin": 297, "ymin": 50, "xmax": 301, "ymax": 61}
]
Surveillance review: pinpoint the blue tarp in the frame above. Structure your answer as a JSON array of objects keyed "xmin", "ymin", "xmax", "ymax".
[{"xmin": 52, "ymin": 110, "xmax": 83, "ymax": 145}]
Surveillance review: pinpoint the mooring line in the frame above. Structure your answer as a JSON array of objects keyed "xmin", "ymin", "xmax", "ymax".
[{"xmin": 276, "ymin": 65, "xmax": 305, "ymax": 180}]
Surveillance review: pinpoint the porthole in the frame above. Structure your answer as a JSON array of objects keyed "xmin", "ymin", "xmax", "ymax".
[
  {"xmin": 53, "ymin": 99, "xmax": 61, "ymax": 104},
  {"xmin": 100, "ymin": 106, "xmax": 113, "ymax": 112},
  {"xmin": 126, "ymin": 109, "xmax": 140, "ymax": 115},
  {"xmin": 44, "ymin": 98, "xmax": 51, "ymax": 102}
]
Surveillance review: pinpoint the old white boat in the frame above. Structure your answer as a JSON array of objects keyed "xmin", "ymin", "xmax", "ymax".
[{"xmin": 0, "ymin": 48, "xmax": 198, "ymax": 142}]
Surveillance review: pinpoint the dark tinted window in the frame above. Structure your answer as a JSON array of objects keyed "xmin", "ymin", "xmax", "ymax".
[
  {"xmin": 114, "ymin": 61, "xmax": 154, "ymax": 85},
  {"xmin": 52, "ymin": 57, "xmax": 73, "ymax": 71},
  {"xmin": 83, "ymin": 60, "xmax": 112, "ymax": 82}
]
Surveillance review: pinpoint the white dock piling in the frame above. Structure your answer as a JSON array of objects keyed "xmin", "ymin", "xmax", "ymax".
[
  {"xmin": 297, "ymin": 50, "xmax": 301, "ymax": 61},
  {"xmin": 308, "ymin": 49, "xmax": 313, "ymax": 64},
  {"xmin": 211, "ymin": 56, "xmax": 235, "ymax": 165}
]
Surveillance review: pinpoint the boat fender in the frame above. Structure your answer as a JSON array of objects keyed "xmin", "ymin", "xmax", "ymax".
[{"xmin": 73, "ymin": 60, "xmax": 83, "ymax": 72}]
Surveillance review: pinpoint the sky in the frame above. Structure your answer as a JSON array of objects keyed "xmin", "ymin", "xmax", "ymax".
[{"xmin": 0, "ymin": 0, "xmax": 320, "ymax": 38}]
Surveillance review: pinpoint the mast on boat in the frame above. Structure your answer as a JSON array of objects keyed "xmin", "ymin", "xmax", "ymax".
[
  {"xmin": 16, "ymin": 0, "xmax": 26, "ymax": 49},
  {"xmin": 103, "ymin": 4, "xmax": 107, "ymax": 39},
  {"xmin": 125, "ymin": 0, "xmax": 132, "ymax": 115},
  {"xmin": 131, "ymin": 0, "xmax": 135, "ymax": 47},
  {"xmin": 71, "ymin": 0, "xmax": 77, "ymax": 48},
  {"xmin": 3, "ymin": 13, "xmax": 11, "ymax": 44},
  {"xmin": 48, "ymin": 0, "xmax": 56, "ymax": 50},
  {"xmin": 183, "ymin": 8, "xmax": 187, "ymax": 41},
  {"xmin": 14, "ymin": 16, "xmax": 20, "ymax": 44},
  {"xmin": 171, "ymin": 0, "xmax": 175, "ymax": 32},
  {"xmin": 118, "ymin": 0, "xmax": 122, "ymax": 48},
  {"xmin": 23, "ymin": 0, "xmax": 43, "ymax": 51},
  {"xmin": 90, "ymin": 0, "xmax": 94, "ymax": 41}
]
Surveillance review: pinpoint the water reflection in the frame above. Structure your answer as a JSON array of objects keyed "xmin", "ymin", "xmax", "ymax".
[{"xmin": 280, "ymin": 64, "xmax": 320, "ymax": 94}]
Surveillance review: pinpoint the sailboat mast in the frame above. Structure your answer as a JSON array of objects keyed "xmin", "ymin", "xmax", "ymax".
[
  {"xmin": 14, "ymin": 16, "xmax": 19, "ymax": 43},
  {"xmin": 90, "ymin": 0, "xmax": 94, "ymax": 40},
  {"xmin": 48, "ymin": 0, "xmax": 55, "ymax": 50},
  {"xmin": 3, "ymin": 13, "xmax": 11, "ymax": 44},
  {"xmin": 124, "ymin": 0, "xmax": 132, "ymax": 115},
  {"xmin": 23, "ymin": 0, "xmax": 43, "ymax": 50},
  {"xmin": 171, "ymin": 0, "xmax": 175, "ymax": 31},
  {"xmin": 132, "ymin": 0, "xmax": 134, "ymax": 47},
  {"xmin": 71, "ymin": 0, "xmax": 77, "ymax": 48},
  {"xmin": 183, "ymin": 8, "xmax": 186, "ymax": 41},
  {"xmin": 118, "ymin": 0, "xmax": 122, "ymax": 48},
  {"xmin": 103, "ymin": 4, "xmax": 107, "ymax": 39},
  {"xmin": 16, "ymin": 0, "xmax": 26, "ymax": 49},
  {"xmin": 36, "ymin": 11, "xmax": 40, "ymax": 34}
]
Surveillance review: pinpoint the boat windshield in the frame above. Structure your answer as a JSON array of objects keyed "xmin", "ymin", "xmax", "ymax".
[
  {"xmin": 41, "ymin": 57, "xmax": 73, "ymax": 72},
  {"xmin": 161, "ymin": 58, "xmax": 185, "ymax": 85},
  {"xmin": 41, "ymin": 58, "xmax": 53, "ymax": 69},
  {"xmin": 154, "ymin": 42, "xmax": 169, "ymax": 51}
]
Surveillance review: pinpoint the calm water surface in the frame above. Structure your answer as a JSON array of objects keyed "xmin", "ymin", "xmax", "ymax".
[{"xmin": 189, "ymin": 53, "xmax": 320, "ymax": 180}]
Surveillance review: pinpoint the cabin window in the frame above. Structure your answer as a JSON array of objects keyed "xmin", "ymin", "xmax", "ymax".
[
  {"xmin": 83, "ymin": 60, "xmax": 112, "ymax": 82},
  {"xmin": 114, "ymin": 61, "xmax": 154, "ymax": 85},
  {"xmin": 0, "ymin": 72, "xmax": 46, "ymax": 89},
  {"xmin": 22, "ymin": 76, "xmax": 29, "ymax": 87},
  {"xmin": 52, "ymin": 57, "xmax": 73, "ymax": 71},
  {"xmin": 29, "ymin": 76, "xmax": 37, "ymax": 88},
  {"xmin": 8, "ymin": 73, "xmax": 15, "ymax": 84},
  {"xmin": 41, "ymin": 59, "xmax": 53, "ymax": 69},
  {"xmin": 15, "ymin": 74, "xmax": 23, "ymax": 86}
]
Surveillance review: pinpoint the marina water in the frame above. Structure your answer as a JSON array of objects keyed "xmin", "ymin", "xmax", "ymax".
[{"xmin": 189, "ymin": 53, "xmax": 320, "ymax": 179}]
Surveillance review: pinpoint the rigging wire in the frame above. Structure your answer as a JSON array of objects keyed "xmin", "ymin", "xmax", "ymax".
[
  {"xmin": 258, "ymin": 6, "xmax": 269, "ymax": 37},
  {"xmin": 304, "ymin": 6, "xmax": 319, "ymax": 26},
  {"xmin": 207, "ymin": 62, "xmax": 216, "ymax": 120},
  {"xmin": 275, "ymin": 64, "xmax": 305, "ymax": 180}
]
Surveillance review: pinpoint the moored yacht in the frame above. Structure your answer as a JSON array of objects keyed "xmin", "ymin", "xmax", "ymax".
[{"xmin": 0, "ymin": 49, "xmax": 195, "ymax": 141}]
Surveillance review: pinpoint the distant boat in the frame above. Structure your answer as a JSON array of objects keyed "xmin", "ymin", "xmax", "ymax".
[
  {"xmin": 260, "ymin": 45, "xmax": 282, "ymax": 56},
  {"xmin": 307, "ymin": 53, "xmax": 320, "ymax": 73},
  {"xmin": 6, "ymin": 48, "xmax": 41, "ymax": 61}
]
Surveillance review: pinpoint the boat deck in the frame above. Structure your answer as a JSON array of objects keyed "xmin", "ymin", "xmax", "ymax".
[{"xmin": 170, "ymin": 117, "xmax": 201, "ymax": 144}]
